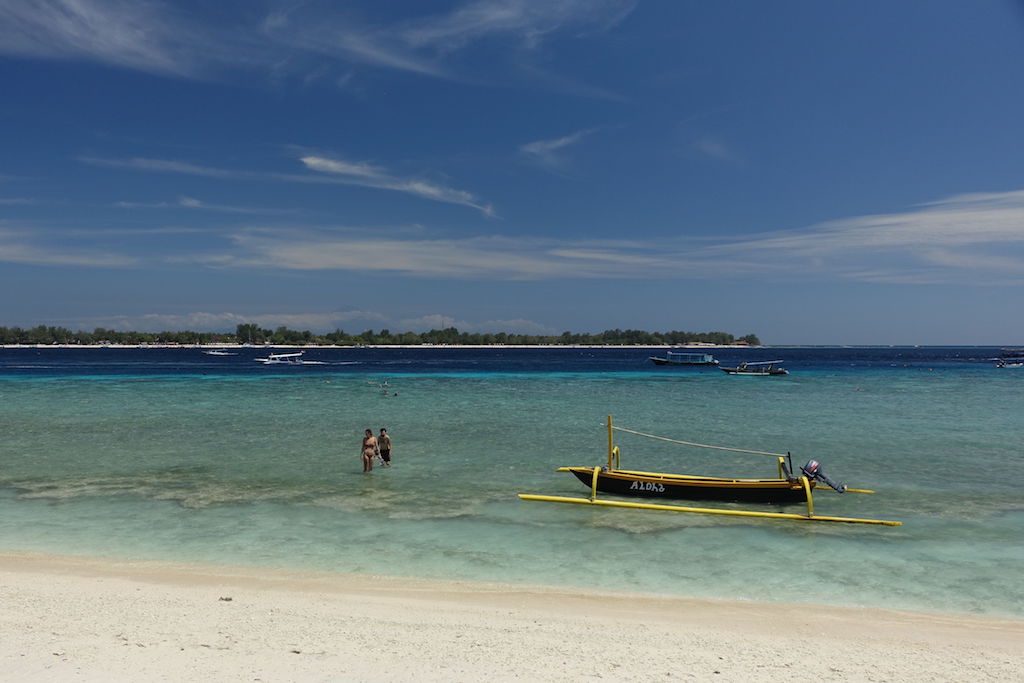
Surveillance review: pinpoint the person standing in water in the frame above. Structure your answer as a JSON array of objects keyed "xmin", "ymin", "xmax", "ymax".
[
  {"xmin": 361, "ymin": 429, "xmax": 378, "ymax": 472},
  {"xmin": 378, "ymin": 428, "xmax": 392, "ymax": 467}
]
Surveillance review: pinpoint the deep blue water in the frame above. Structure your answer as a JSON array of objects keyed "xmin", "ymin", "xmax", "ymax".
[{"xmin": 0, "ymin": 345, "xmax": 1012, "ymax": 376}]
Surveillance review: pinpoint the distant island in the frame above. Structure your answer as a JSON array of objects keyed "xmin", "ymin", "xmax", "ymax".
[{"xmin": 0, "ymin": 324, "xmax": 760, "ymax": 348}]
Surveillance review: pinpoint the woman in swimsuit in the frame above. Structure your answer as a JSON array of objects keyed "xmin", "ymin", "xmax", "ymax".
[{"xmin": 361, "ymin": 429, "xmax": 378, "ymax": 472}]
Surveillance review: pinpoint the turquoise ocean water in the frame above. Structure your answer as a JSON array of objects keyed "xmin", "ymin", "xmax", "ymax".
[{"xmin": 1, "ymin": 347, "xmax": 1022, "ymax": 617}]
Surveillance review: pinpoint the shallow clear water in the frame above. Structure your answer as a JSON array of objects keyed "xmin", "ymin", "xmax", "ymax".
[{"xmin": 1, "ymin": 347, "xmax": 1021, "ymax": 616}]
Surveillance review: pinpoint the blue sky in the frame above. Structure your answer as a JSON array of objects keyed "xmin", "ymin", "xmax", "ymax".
[{"xmin": 1, "ymin": 0, "xmax": 1023, "ymax": 344}]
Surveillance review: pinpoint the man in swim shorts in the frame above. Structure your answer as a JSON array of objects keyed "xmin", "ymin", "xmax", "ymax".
[{"xmin": 378, "ymin": 427, "xmax": 392, "ymax": 466}]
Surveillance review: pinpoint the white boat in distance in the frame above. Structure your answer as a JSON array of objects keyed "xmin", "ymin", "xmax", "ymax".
[
  {"xmin": 203, "ymin": 349, "xmax": 237, "ymax": 356},
  {"xmin": 255, "ymin": 351, "xmax": 325, "ymax": 365},
  {"xmin": 995, "ymin": 348, "xmax": 1024, "ymax": 368}
]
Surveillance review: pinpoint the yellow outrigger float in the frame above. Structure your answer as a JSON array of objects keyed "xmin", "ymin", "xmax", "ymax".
[{"xmin": 518, "ymin": 416, "xmax": 902, "ymax": 527}]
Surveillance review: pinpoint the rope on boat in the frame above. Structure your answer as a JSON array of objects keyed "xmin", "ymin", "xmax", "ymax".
[{"xmin": 609, "ymin": 425, "xmax": 787, "ymax": 458}]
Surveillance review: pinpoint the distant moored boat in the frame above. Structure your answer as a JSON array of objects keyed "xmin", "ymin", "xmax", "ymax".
[
  {"xmin": 254, "ymin": 351, "xmax": 328, "ymax": 366},
  {"xmin": 996, "ymin": 349, "xmax": 1024, "ymax": 368},
  {"xmin": 648, "ymin": 350, "xmax": 719, "ymax": 366},
  {"xmin": 720, "ymin": 360, "xmax": 789, "ymax": 376},
  {"xmin": 256, "ymin": 351, "xmax": 304, "ymax": 364}
]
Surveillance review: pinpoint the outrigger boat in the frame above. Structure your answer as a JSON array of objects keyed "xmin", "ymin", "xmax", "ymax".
[
  {"xmin": 518, "ymin": 416, "xmax": 901, "ymax": 526},
  {"xmin": 720, "ymin": 360, "xmax": 788, "ymax": 375},
  {"xmin": 648, "ymin": 351, "xmax": 719, "ymax": 366},
  {"xmin": 992, "ymin": 349, "xmax": 1024, "ymax": 368},
  {"xmin": 256, "ymin": 351, "xmax": 304, "ymax": 364},
  {"xmin": 994, "ymin": 349, "xmax": 1024, "ymax": 368},
  {"xmin": 254, "ymin": 351, "xmax": 325, "ymax": 365}
]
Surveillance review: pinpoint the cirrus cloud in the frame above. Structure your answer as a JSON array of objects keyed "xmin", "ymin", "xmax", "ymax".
[
  {"xmin": 82, "ymin": 153, "xmax": 494, "ymax": 216},
  {"xmin": 1, "ymin": 0, "xmax": 634, "ymax": 95}
]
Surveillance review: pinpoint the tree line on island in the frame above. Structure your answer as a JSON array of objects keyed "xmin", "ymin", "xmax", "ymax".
[{"xmin": 0, "ymin": 324, "xmax": 761, "ymax": 347}]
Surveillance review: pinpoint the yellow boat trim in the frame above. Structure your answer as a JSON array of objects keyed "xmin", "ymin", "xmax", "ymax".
[{"xmin": 517, "ymin": 493, "xmax": 901, "ymax": 526}]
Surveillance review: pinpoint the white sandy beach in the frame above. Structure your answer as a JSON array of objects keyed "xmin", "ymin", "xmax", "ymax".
[{"xmin": 2, "ymin": 553, "xmax": 1021, "ymax": 682}]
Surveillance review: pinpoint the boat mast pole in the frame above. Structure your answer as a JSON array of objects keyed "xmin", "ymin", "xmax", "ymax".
[{"xmin": 607, "ymin": 415, "xmax": 614, "ymax": 470}]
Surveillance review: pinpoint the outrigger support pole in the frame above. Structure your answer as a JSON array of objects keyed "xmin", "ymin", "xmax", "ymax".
[
  {"xmin": 801, "ymin": 476, "xmax": 814, "ymax": 516},
  {"xmin": 516, "ymin": 493, "xmax": 902, "ymax": 526}
]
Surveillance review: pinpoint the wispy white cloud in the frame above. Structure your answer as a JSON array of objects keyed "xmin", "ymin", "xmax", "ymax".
[
  {"xmin": 194, "ymin": 229, "xmax": 695, "ymax": 279},
  {"xmin": 920, "ymin": 248, "xmax": 1024, "ymax": 273},
  {"xmin": 82, "ymin": 156, "xmax": 249, "ymax": 179},
  {"xmin": 0, "ymin": 227, "xmax": 136, "ymax": 267},
  {"xmin": 0, "ymin": 0, "xmax": 633, "ymax": 95},
  {"xmin": 694, "ymin": 136, "xmax": 743, "ymax": 165},
  {"xmin": 707, "ymin": 188, "xmax": 1024, "ymax": 284},
  {"xmin": 520, "ymin": 128, "xmax": 598, "ymax": 169},
  {"xmin": 316, "ymin": 31, "xmax": 449, "ymax": 79},
  {"xmin": 300, "ymin": 155, "xmax": 495, "ymax": 216},
  {"xmin": 0, "ymin": 0, "xmax": 440, "ymax": 82},
  {"xmin": 731, "ymin": 190, "xmax": 1024, "ymax": 254},
  {"xmin": 11, "ymin": 184, "xmax": 1022, "ymax": 287},
  {"xmin": 0, "ymin": 197, "xmax": 37, "ymax": 205},
  {"xmin": 258, "ymin": 11, "xmax": 450, "ymax": 81},
  {"xmin": 187, "ymin": 187, "xmax": 1024, "ymax": 284},
  {"xmin": 334, "ymin": 70, "xmax": 355, "ymax": 89},
  {"xmin": 115, "ymin": 196, "xmax": 296, "ymax": 215},
  {"xmin": 401, "ymin": 0, "xmax": 635, "ymax": 52},
  {"xmin": 264, "ymin": 0, "xmax": 635, "ymax": 83},
  {"xmin": 297, "ymin": 156, "xmax": 383, "ymax": 180},
  {"xmin": 62, "ymin": 225, "xmax": 210, "ymax": 238},
  {"xmin": 0, "ymin": 0, "xmax": 208, "ymax": 77},
  {"xmin": 83, "ymin": 155, "xmax": 493, "ymax": 216}
]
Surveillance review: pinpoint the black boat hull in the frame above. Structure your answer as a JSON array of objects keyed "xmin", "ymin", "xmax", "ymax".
[
  {"xmin": 720, "ymin": 367, "xmax": 788, "ymax": 375},
  {"xmin": 565, "ymin": 467, "xmax": 810, "ymax": 504}
]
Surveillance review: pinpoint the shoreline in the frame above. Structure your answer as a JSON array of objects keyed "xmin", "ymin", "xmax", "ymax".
[
  {"xmin": 2, "ymin": 343, "xmax": 757, "ymax": 350},
  {"xmin": 1, "ymin": 343, "xmax": 1014, "ymax": 350},
  {"xmin": 2, "ymin": 551, "xmax": 1022, "ymax": 681}
]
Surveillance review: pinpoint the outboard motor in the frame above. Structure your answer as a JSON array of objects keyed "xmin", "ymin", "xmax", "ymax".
[{"xmin": 801, "ymin": 459, "xmax": 847, "ymax": 493}]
